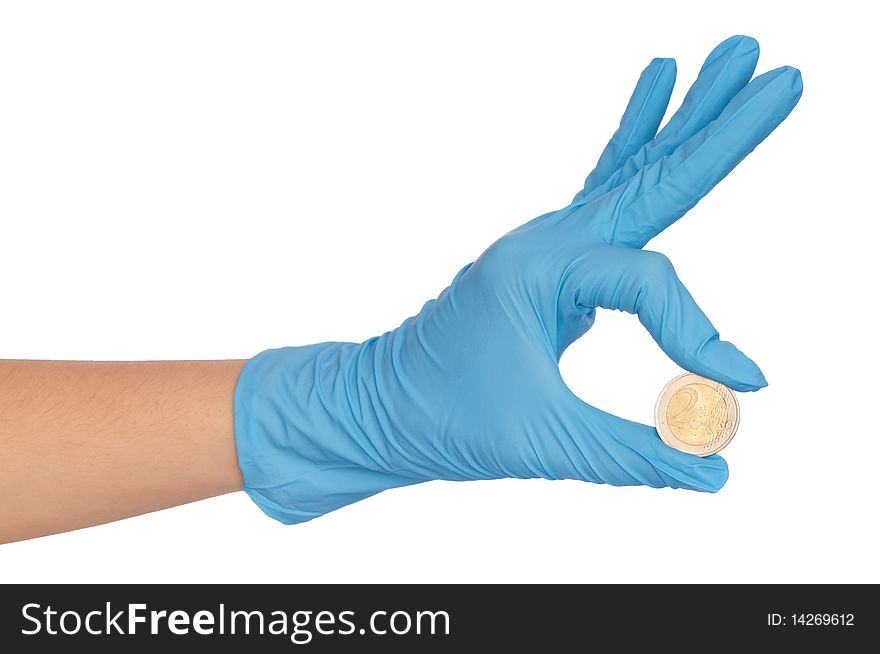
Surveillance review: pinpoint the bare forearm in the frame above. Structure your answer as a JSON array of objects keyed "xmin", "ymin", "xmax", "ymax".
[{"xmin": 0, "ymin": 360, "xmax": 245, "ymax": 543}]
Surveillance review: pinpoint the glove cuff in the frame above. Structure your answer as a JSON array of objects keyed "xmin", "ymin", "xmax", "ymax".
[{"xmin": 233, "ymin": 343, "xmax": 422, "ymax": 524}]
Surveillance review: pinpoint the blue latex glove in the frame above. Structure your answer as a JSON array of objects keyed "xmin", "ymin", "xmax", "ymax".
[{"xmin": 234, "ymin": 36, "xmax": 802, "ymax": 524}]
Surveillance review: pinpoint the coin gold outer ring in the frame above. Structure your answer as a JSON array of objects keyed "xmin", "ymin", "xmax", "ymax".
[{"xmin": 653, "ymin": 373, "xmax": 740, "ymax": 457}]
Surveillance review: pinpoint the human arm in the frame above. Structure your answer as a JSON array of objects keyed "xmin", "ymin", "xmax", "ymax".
[
  {"xmin": 0, "ymin": 359, "xmax": 244, "ymax": 543},
  {"xmin": 0, "ymin": 36, "xmax": 803, "ymax": 540}
]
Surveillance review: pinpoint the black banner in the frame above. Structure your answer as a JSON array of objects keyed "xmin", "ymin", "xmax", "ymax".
[{"xmin": 0, "ymin": 584, "xmax": 874, "ymax": 651}]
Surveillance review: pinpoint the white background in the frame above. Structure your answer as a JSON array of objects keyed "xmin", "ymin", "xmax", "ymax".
[{"xmin": 0, "ymin": 1, "xmax": 876, "ymax": 583}]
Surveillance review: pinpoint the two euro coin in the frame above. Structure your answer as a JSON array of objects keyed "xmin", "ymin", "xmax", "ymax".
[{"xmin": 654, "ymin": 373, "xmax": 740, "ymax": 457}]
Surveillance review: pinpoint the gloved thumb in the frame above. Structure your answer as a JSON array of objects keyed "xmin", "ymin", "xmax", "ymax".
[{"xmin": 553, "ymin": 396, "xmax": 729, "ymax": 491}]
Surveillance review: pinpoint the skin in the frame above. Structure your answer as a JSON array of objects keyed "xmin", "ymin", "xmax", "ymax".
[{"xmin": 0, "ymin": 360, "xmax": 245, "ymax": 543}]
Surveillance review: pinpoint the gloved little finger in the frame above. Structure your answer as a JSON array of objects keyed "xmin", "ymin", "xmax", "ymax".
[{"xmin": 575, "ymin": 57, "xmax": 676, "ymax": 202}]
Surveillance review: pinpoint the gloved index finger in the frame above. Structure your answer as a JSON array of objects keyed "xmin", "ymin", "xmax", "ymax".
[{"xmin": 564, "ymin": 245, "xmax": 768, "ymax": 392}]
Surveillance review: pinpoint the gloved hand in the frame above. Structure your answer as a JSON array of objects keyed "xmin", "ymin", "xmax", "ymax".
[{"xmin": 234, "ymin": 36, "xmax": 802, "ymax": 524}]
